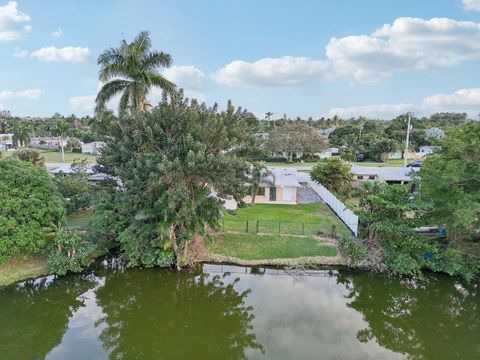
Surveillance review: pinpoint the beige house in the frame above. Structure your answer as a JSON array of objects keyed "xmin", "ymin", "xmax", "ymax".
[
  {"xmin": 351, "ymin": 165, "xmax": 418, "ymax": 187},
  {"xmin": 244, "ymin": 167, "xmax": 300, "ymax": 205}
]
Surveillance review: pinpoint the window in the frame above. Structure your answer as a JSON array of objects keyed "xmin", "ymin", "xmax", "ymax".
[
  {"xmin": 368, "ymin": 175, "xmax": 375, "ymax": 180},
  {"xmin": 357, "ymin": 175, "xmax": 364, "ymax": 180},
  {"xmin": 256, "ymin": 187, "xmax": 265, "ymax": 196}
]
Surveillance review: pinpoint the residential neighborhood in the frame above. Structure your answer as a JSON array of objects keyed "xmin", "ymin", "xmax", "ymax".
[{"xmin": 0, "ymin": 1, "xmax": 479, "ymax": 359}]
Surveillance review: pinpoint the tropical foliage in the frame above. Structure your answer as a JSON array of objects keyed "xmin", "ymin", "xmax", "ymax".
[
  {"xmin": 93, "ymin": 94, "xmax": 256, "ymax": 268},
  {"xmin": 0, "ymin": 159, "xmax": 65, "ymax": 263},
  {"xmin": 96, "ymin": 31, "xmax": 175, "ymax": 115},
  {"xmin": 311, "ymin": 158, "xmax": 352, "ymax": 198},
  {"xmin": 418, "ymin": 122, "xmax": 480, "ymax": 241}
]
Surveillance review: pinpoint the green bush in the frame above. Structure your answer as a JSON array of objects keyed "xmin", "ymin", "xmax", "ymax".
[
  {"xmin": 47, "ymin": 231, "xmax": 94, "ymax": 275},
  {"xmin": 0, "ymin": 159, "xmax": 65, "ymax": 263},
  {"xmin": 338, "ymin": 235, "xmax": 367, "ymax": 264}
]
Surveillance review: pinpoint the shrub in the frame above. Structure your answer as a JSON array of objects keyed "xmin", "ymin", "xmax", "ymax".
[
  {"xmin": 0, "ymin": 159, "xmax": 65, "ymax": 263},
  {"xmin": 13, "ymin": 148, "xmax": 45, "ymax": 166}
]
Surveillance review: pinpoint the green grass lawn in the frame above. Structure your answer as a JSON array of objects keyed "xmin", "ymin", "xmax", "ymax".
[
  {"xmin": 354, "ymin": 159, "xmax": 405, "ymax": 167},
  {"xmin": 264, "ymin": 162, "xmax": 314, "ymax": 167},
  {"xmin": 206, "ymin": 233, "xmax": 338, "ymax": 260},
  {"xmin": 3, "ymin": 148, "xmax": 98, "ymax": 163},
  {"xmin": 0, "ymin": 255, "xmax": 50, "ymax": 287},
  {"xmin": 223, "ymin": 203, "xmax": 349, "ymax": 236},
  {"xmin": 67, "ymin": 209, "xmax": 93, "ymax": 230}
]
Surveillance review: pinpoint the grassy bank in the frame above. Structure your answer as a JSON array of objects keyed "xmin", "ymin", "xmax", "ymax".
[
  {"xmin": 2, "ymin": 148, "xmax": 98, "ymax": 163},
  {"xmin": 206, "ymin": 233, "xmax": 338, "ymax": 260},
  {"xmin": 0, "ymin": 255, "xmax": 50, "ymax": 287},
  {"xmin": 224, "ymin": 203, "xmax": 349, "ymax": 235}
]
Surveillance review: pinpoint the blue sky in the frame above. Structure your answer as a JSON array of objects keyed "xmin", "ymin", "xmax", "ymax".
[{"xmin": 1, "ymin": 0, "xmax": 480, "ymax": 119}]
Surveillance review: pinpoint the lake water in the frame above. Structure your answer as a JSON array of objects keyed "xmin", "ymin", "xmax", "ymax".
[{"xmin": 0, "ymin": 260, "xmax": 478, "ymax": 360}]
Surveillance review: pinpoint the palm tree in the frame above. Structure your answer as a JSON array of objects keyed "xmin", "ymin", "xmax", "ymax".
[
  {"xmin": 55, "ymin": 121, "xmax": 69, "ymax": 163},
  {"xmin": 248, "ymin": 161, "xmax": 274, "ymax": 205},
  {"xmin": 12, "ymin": 125, "xmax": 31, "ymax": 148},
  {"xmin": 95, "ymin": 31, "xmax": 176, "ymax": 116},
  {"xmin": 265, "ymin": 112, "xmax": 274, "ymax": 121}
]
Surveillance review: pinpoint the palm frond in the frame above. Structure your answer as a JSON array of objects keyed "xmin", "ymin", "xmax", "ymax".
[
  {"xmin": 95, "ymin": 79, "xmax": 131, "ymax": 114},
  {"xmin": 141, "ymin": 51, "xmax": 172, "ymax": 71},
  {"xmin": 147, "ymin": 72, "xmax": 176, "ymax": 94}
]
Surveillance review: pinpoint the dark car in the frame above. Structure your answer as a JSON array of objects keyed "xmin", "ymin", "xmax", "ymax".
[{"xmin": 407, "ymin": 160, "xmax": 423, "ymax": 167}]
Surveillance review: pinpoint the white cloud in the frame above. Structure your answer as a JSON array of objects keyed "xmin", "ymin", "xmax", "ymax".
[
  {"xmin": 328, "ymin": 103, "xmax": 414, "ymax": 119},
  {"xmin": 162, "ymin": 65, "xmax": 206, "ymax": 101},
  {"xmin": 31, "ymin": 46, "xmax": 90, "ymax": 63},
  {"xmin": 13, "ymin": 46, "xmax": 27, "ymax": 58},
  {"xmin": 213, "ymin": 56, "xmax": 328, "ymax": 87},
  {"xmin": 69, "ymin": 95, "xmax": 96, "ymax": 112},
  {"xmin": 328, "ymin": 17, "xmax": 480, "ymax": 83},
  {"xmin": 461, "ymin": 0, "xmax": 480, "ymax": 11},
  {"xmin": 0, "ymin": 88, "xmax": 42, "ymax": 101},
  {"xmin": 52, "ymin": 28, "xmax": 63, "ymax": 38},
  {"xmin": 0, "ymin": 1, "xmax": 31, "ymax": 41},
  {"xmin": 214, "ymin": 17, "xmax": 480, "ymax": 86},
  {"xmin": 422, "ymin": 86, "xmax": 480, "ymax": 112}
]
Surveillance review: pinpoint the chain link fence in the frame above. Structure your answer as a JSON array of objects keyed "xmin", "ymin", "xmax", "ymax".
[{"xmin": 220, "ymin": 219, "xmax": 349, "ymax": 238}]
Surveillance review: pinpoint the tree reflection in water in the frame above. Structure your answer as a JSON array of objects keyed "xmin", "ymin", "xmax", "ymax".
[
  {"xmin": 0, "ymin": 274, "xmax": 97, "ymax": 359},
  {"xmin": 337, "ymin": 271, "xmax": 480, "ymax": 360},
  {"xmin": 94, "ymin": 264, "xmax": 263, "ymax": 359}
]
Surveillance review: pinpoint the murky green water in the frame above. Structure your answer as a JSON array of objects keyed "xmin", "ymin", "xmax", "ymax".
[{"xmin": 0, "ymin": 260, "xmax": 478, "ymax": 360}]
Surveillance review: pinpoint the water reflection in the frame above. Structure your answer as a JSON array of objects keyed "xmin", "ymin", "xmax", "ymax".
[
  {"xmin": 0, "ymin": 263, "xmax": 479, "ymax": 360},
  {"xmin": 338, "ymin": 272, "xmax": 480, "ymax": 360},
  {"xmin": 0, "ymin": 275, "xmax": 97, "ymax": 359},
  {"xmin": 94, "ymin": 262, "xmax": 263, "ymax": 359}
]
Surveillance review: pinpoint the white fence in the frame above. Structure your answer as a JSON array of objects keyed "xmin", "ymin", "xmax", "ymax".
[{"xmin": 308, "ymin": 181, "xmax": 359, "ymax": 236}]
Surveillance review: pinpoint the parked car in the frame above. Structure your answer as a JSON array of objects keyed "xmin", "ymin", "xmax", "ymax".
[{"xmin": 407, "ymin": 160, "xmax": 423, "ymax": 168}]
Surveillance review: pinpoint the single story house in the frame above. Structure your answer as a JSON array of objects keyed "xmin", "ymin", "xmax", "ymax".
[
  {"xmin": 0, "ymin": 133, "xmax": 14, "ymax": 150},
  {"xmin": 351, "ymin": 165, "xmax": 418, "ymax": 187},
  {"xmin": 81, "ymin": 141, "xmax": 105, "ymax": 155},
  {"xmin": 49, "ymin": 164, "xmax": 114, "ymax": 184},
  {"xmin": 243, "ymin": 167, "xmax": 300, "ymax": 205},
  {"xmin": 417, "ymin": 146, "xmax": 440, "ymax": 156}
]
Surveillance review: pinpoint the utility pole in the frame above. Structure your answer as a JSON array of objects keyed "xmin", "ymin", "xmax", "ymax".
[{"xmin": 404, "ymin": 112, "xmax": 412, "ymax": 167}]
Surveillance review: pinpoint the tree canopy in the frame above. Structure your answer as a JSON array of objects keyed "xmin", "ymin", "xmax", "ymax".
[
  {"xmin": 311, "ymin": 158, "xmax": 352, "ymax": 198},
  {"xmin": 96, "ymin": 31, "xmax": 175, "ymax": 115},
  {"xmin": 0, "ymin": 159, "xmax": 65, "ymax": 263},
  {"xmin": 94, "ymin": 94, "xmax": 256, "ymax": 268},
  {"xmin": 418, "ymin": 122, "xmax": 480, "ymax": 240}
]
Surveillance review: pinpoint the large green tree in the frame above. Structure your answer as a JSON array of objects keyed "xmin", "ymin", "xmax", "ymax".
[
  {"xmin": 266, "ymin": 122, "xmax": 326, "ymax": 161},
  {"xmin": 96, "ymin": 31, "xmax": 175, "ymax": 115},
  {"xmin": 418, "ymin": 122, "xmax": 480, "ymax": 241},
  {"xmin": 311, "ymin": 158, "xmax": 352, "ymax": 198},
  {"xmin": 0, "ymin": 159, "xmax": 65, "ymax": 263},
  {"xmin": 94, "ymin": 94, "xmax": 256, "ymax": 269}
]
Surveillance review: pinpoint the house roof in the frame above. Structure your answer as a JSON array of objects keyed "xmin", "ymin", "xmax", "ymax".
[
  {"xmin": 265, "ymin": 167, "xmax": 301, "ymax": 187},
  {"xmin": 351, "ymin": 165, "xmax": 418, "ymax": 182},
  {"xmin": 49, "ymin": 164, "xmax": 94, "ymax": 174}
]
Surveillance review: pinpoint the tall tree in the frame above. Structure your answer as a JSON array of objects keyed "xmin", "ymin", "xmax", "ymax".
[
  {"xmin": 94, "ymin": 94, "xmax": 255, "ymax": 269},
  {"xmin": 311, "ymin": 158, "xmax": 352, "ymax": 198},
  {"xmin": 55, "ymin": 121, "xmax": 69, "ymax": 163},
  {"xmin": 267, "ymin": 122, "xmax": 326, "ymax": 161},
  {"xmin": 12, "ymin": 124, "xmax": 31, "ymax": 148},
  {"xmin": 418, "ymin": 122, "xmax": 480, "ymax": 241},
  {"xmin": 96, "ymin": 31, "xmax": 175, "ymax": 115}
]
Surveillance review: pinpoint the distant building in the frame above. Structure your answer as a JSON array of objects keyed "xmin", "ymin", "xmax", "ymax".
[
  {"xmin": 417, "ymin": 146, "xmax": 440, "ymax": 156},
  {"xmin": 351, "ymin": 165, "xmax": 418, "ymax": 187},
  {"xmin": 0, "ymin": 133, "xmax": 13, "ymax": 151},
  {"xmin": 81, "ymin": 141, "xmax": 105, "ymax": 155}
]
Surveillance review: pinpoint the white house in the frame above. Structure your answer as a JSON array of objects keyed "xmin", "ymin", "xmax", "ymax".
[
  {"xmin": 0, "ymin": 133, "xmax": 13, "ymax": 150},
  {"xmin": 351, "ymin": 165, "xmax": 418, "ymax": 187},
  {"xmin": 244, "ymin": 167, "xmax": 300, "ymax": 205},
  {"xmin": 417, "ymin": 146, "xmax": 440, "ymax": 156},
  {"xmin": 81, "ymin": 141, "xmax": 105, "ymax": 155}
]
